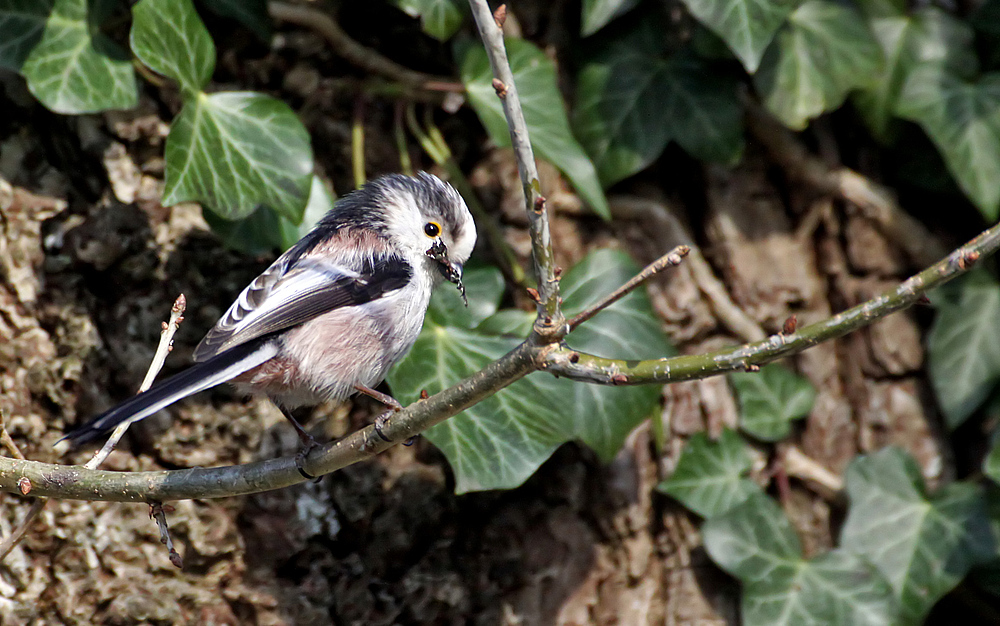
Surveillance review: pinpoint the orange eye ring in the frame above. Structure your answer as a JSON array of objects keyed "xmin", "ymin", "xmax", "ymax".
[{"xmin": 424, "ymin": 221, "xmax": 441, "ymax": 237}]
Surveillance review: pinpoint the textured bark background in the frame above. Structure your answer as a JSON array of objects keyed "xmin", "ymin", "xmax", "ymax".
[{"xmin": 0, "ymin": 3, "xmax": 977, "ymax": 624}]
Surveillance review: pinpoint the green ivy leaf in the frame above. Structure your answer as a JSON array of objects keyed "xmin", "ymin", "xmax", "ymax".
[
  {"xmin": 131, "ymin": 0, "xmax": 215, "ymax": 96},
  {"xmin": 200, "ymin": 0, "xmax": 272, "ymax": 41},
  {"xmin": 460, "ymin": 38, "xmax": 610, "ymax": 219},
  {"xmin": 840, "ymin": 448, "xmax": 995, "ymax": 625},
  {"xmin": 573, "ymin": 24, "xmax": 743, "ymax": 187},
  {"xmin": 203, "ymin": 176, "xmax": 334, "ymax": 255},
  {"xmin": 927, "ymin": 271, "xmax": 1000, "ymax": 428},
  {"xmin": 163, "ymin": 91, "xmax": 313, "ymax": 221},
  {"xmin": 426, "ymin": 264, "xmax": 506, "ymax": 329},
  {"xmin": 755, "ymin": 0, "xmax": 883, "ymax": 130},
  {"xmin": 581, "ymin": 0, "xmax": 640, "ymax": 37},
  {"xmin": 392, "ymin": 0, "xmax": 466, "ymax": 41},
  {"xmin": 1, "ymin": 0, "xmax": 137, "ymax": 114},
  {"xmin": 678, "ymin": 0, "xmax": 794, "ymax": 73},
  {"xmin": 703, "ymin": 492, "xmax": 901, "ymax": 625},
  {"xmin": 853, "ymin": 8, "xmax": 976, "ymax": 141},
  {"xmin": 896, "ymin": 67, "xmax": 1000, "ymax": 220},
  {"xmin": 658, "ymin": 428, "xmax": 761, "ymax": 518},
  {"xmin": 730, "ymin": 364, "xmax": 815, "ymax": 442},
  {"xmin": 388, "ymin": 249, "xmax": 673, "ymax": 492}
]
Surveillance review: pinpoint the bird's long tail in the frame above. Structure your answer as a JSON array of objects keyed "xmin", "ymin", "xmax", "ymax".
[{"xmin": 61, "ymin": 338, "xmax": 279, "ymax": 446}]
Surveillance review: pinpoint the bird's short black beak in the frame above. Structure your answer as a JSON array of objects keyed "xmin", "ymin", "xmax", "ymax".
[{"xmin": 426, "ymin": 239, "xmax": 467, "ymax": 306}]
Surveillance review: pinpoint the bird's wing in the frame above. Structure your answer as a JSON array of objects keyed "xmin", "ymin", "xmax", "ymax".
[{"xmin": 193, "ymin": 251, "xmax": 413, "ymax": 362}]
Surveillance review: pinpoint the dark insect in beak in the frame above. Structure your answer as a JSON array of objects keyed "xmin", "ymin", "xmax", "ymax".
[{"xmin": 426, "ymin": 239, "xmax": 467, "ymax": 306}]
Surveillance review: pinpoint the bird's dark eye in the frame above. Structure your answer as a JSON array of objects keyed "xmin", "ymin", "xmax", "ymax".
[{"xmin": 424, "ymin": 222, "xmax": 441, "ymax": 238}]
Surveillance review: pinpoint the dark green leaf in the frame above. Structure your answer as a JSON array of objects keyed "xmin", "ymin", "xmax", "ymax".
[
  {"xmin": 972, "ymin": 0, "xmax": 1000, "ymax": 70},
  {"xmin": 3, "ymin": 0, "xmax": 137, "ymax": 113},
  {"xmin": 131, "ymin": 0, "xmax": 216, "ymax": 95},
  {"xmin": 203, "ymin": 177, "xmax": 334, "ymax": 255},
  {"xmin": 927, "ymin": 271, "xmax": 1000, "ymax": 428},
  {"xmin": 200, "ymin": 0, "xmax": 272, "ymax": 41},
  {"xmin": 755, "ymin": 0, "xmax": 883, "ymax": 130},
  {"xmin": 705, "ymin": 491, "xmax": 899, "ymax": 625},
  {"xmin": 460, "ymin": 38, "xmax": 610, "ymax": 218},
  {"xmin": 388, "ymin": 249, "xmax": 673, "ymax": 491},
  {"xmin": 853, "ymin": 8, "xmax": 976, "ymax": 140},
  {"xmin": 658, "ymin": 428, "xmax": 762, "ymax": 518},
  {"xmin": 730, "ymin": 364, "xmax": 815, "ymax": 441},
  {"xmin": 0, "ymin": 0, "xmax": 48, "ymax": 71},
  {"xmin": 163, "ymin": 91, "xmax": 313, "ymax": 221},
  {"xmin": 476, "ymin": 309, "xmax": 534, "ymax": 336},
  {"xmin": 392, "ymin": 0, "xmax": 465, "ymax": 41},
  {"xmin": 896, "ymin": 68, "xmax": 1000, "ymax": 219},
  {"xmin": 679, "ymin": 0, "xmax": 793, "ymax": 73},
  {"xmin": 840, "ymin": 448, "xmax": 995, "ymax": 625},
  {"xmin": 581, "ymin": 0, "xmax": 640, "ymax": 37},
  {"xmin": 987, "ymin": 437, "xmax": 1000, "ymax": 486},
  {"xmin": 573, "ymin": 29, "xmax": 744, "ymax": 186}
]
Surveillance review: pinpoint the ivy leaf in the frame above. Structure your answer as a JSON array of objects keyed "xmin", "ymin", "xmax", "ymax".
[
  {"xmin": 853, "ymin": 7, "xmax": 977, "ymax": 141},
  {"xmin": 163, "ymin": 91, "xmax": 313, "ymax": 221},
  {"xmin": 131, "ymin": 0, "xmax": 215, "ymax": 96},
  {"xmin": 573, "ymin": 24, "xmax": 744, "ymax": 187},
  {"xmin": 392, "ymin": 0, "xmax": 466, "ymax": 41},
  {"xmin": 658, "ymin": 428, "xmax": 762, "ymax": 518},
  {"xmin": 755, "ymin": 0, "xmax": 883, "ymax": 130},
  {"xmin": 896, "ymin": 67, "xmax": 1000, "ymax": 220},
  {"xmin": 2, "ymin": 0, "xmax": 137, "ymax": 114},
  {"xmin": 460, "ymin": 38, "xmax": 610, "ymax": 219},
  {"xmin": 927, "ymin": 271, "xmax": 1000, "ymax": 428},
  {"xmin": 840, "ymin": 448, "xmax": 995, "ymax": 625},
  {"xmin": 986, "ymin": 436, "xmax": 1000, "ymax": 486},
  {"xmin": 730, "ymin": 364, "xmax": 815, "ymax": 442},
  {"xmin": 388, "ymin": 249, "xmax": 673, "ymax": 492},
  {"xmin": 704, "ymin": 492, "xmax": 900, "ymax": 626},
  {"xmin": 204, "ymin": 176, "xmax": 334, "ymax": 255},
  {"xmin": 678, "ymin": 0, "xmax": 794, "ymax": 73},
  {"xmin": 559, "ymin": 249, "xmax": 674, "ymax": 459},
  {"xmin": 580, "ymin": 0, "xmax": 640, "ymax": 37},
  {"xmin": 200, "ymin": 0, "xmax": 272, "ymax": 41},
  {"xmin": 426, "ymin": 264, "xmax": 506, "ymax": 329}
]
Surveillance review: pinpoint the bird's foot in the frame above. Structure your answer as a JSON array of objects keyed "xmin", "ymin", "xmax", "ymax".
[
  {"xmin": 373, "ymin": 411, "xmax": 393, "ymax": 443},
  {"xmin": 294, "ymin": 438, "xmax": 322, "ymax": 482}
]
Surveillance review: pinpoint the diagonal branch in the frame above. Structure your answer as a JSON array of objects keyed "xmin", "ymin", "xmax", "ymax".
[
  {"xmin": 467, "ymin": 1, "xmax": 563, "ymax": 333},
  {"xmin": 543, "ymin": 222, "xmax": 1000, "ymax": 384}
]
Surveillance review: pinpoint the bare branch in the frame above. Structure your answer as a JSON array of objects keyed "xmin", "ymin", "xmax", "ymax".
[
  {"xmin": 267, "ymin": 2, "xmax": 462, "ymax": 92},
  {"xmin": 543, "ymin": 221, "xmax": 1000, "ymax": 384},
  {"xmin": 567, "ymin": 245, "xmax": 690, "ymax": 332},
  {"xmin": 467, "ymin": 0, "xmax": 563, "ymax": 332}
]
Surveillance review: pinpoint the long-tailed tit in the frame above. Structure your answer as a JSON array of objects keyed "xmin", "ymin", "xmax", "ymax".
[{"xmin": 63, "ymin": 173, "xmax": 477, "ymax": 461}]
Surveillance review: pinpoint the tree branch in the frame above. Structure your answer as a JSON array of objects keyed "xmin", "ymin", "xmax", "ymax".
[
  {"xmin": 467, "ymin": 1, "xmax": 563, "ymax": 333},
  {"xmin": 267, "ymin": 2, "xmax": 462, "ymax": 92},
  {"xmin": 0, "ymin": 342, "xmax": 537, "ymax": 502},
  {"xmin": 543, "ymin": 221, "xmax": 1000, "ymax": 384}
]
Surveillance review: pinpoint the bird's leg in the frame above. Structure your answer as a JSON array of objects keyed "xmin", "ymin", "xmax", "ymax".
[
  {"xmin": 354, "ymin": 384, "xmax": 402, "ymax": 442},
  {"xmin": 278, "ymin": 405, "xmax": 321, "ymax": 481}
]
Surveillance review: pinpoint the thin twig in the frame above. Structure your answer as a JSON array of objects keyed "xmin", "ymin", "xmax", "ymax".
[
  {"xmin": 610, "ymin": 196, "xmax": 767, "ymax": 343},
  {"xmin": 352, "ymin": 95, "xmax": 367, "ymax": 189},
  {"xmin": 0, "ymin": 295, "xmax": 188, "ymax": 562},
  {"xmin": 150, "ymin": 503, "xmax": 183, "ymax": 568},
  {"xmin": 567, "ymin": 245, "xmax": 690, "ymax": 331},
  {"xmin": 782, "ymin": 444, "xmax": 843, "ymax": 499},
  {"xmin": 267, "ymin": 2, "xmax": 462, "ymax": 91},
  {"xmin": 86, "ymin": 294, "xmax": 187, "ymax": 470},
  {"xmin": 0, "ymin": 413, "xmax": 25, "ymax": 461},
  {"xmin": 394, "ymin": 101, "xmax": 414, "ymax": 176},
  {"xmin": 467, "ymin": 0, "xmax": 563, "ymax": 332}
]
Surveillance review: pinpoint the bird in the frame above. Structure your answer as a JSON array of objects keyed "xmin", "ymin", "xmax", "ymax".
[{"xmin": 62, "ymin": 172, "xmax": 477, "ymax": 470}]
